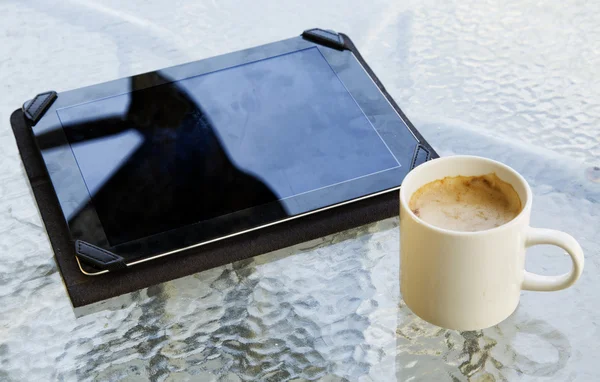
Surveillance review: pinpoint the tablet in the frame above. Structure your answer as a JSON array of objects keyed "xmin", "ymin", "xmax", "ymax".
[{"xmin": 26, "ymin": 29, "xmax": 435, "ymax": 274}]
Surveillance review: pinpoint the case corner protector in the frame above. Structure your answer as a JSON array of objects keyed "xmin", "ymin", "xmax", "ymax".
[{"xmin": 301, "ymin": 28, "xmax": 346, "ymax": 50}]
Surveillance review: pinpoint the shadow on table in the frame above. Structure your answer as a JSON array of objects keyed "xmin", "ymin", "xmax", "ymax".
[{"xmin": 394, "ymin": 302, "xmax": 572, "ymax": 381}]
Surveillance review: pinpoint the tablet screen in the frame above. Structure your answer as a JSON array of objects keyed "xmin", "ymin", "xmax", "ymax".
[{"xmin": 57, "ymin": 47, "xmax": 400, "ymax": 246}]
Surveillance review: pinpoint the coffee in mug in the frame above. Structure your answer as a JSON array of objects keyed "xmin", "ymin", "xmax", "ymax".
[{"xmin": 408, "ymin": 173, "xmax": 522, "ymax": 232}]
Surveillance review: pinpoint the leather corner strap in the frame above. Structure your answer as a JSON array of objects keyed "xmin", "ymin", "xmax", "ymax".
[
  {"xmin": 75, "ymin": 240, "xmax": 127, "ymax": 272},
  {"xmin": 410, "ymin": 144, "xmax": 432, "ymax": 169},
  {"xmin": 302, "ymin": 28, "xmax": 346, "ymax": 50},
  {"xmin": 22, "ymin": 91, "xmax": 57, "ymax": 125}
]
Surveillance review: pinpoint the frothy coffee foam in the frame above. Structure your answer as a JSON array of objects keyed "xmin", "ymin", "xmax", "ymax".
[{"xmin": 409, "ymin": 173, "xmax": 522, "ymax": 232}]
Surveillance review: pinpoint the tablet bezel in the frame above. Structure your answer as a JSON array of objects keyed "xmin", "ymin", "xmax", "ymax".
[{"xmin": 30, "ymin": 35, "xmax": 426, "ymax": 274}]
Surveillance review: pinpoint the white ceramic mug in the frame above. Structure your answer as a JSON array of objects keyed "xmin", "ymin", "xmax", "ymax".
[{"xmin": 399, "ymin": 155, "xmax": 584, "ymax": 330}]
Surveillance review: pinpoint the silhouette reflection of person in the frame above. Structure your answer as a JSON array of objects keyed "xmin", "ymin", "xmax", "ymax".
[{"xmin": 38, "ymin": 72, "xmax": 285, "ymax": 245}]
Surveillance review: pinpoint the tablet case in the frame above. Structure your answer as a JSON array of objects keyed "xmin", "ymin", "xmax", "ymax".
[{"xmin": 10, "ymin": 29, "xmax": 438, "ymax": 307}]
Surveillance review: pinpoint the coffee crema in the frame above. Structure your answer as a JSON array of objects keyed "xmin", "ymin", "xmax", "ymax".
[{"xmin": 408, "ymin": 173, "xmax": 522, "ymax": 232}]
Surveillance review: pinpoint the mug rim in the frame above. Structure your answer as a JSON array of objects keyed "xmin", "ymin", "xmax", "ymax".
[{"xmin": 400, "ymin": 155, "xmax": 533, "ymax": 236}]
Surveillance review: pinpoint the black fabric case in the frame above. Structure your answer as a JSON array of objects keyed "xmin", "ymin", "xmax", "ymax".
[{"xmin": 10, "ymin": 30, "xmax": 438, "ymax": 307}]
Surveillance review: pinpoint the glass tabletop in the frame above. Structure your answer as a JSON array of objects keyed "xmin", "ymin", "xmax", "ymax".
[{"xmin": 1, "ymin": 1, "xmax": 598, "ymax": 380}]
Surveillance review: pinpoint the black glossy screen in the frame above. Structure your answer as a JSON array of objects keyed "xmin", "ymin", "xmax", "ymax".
[{"xmin": 57, "ymin": 47, "xmax": 399, "ymax": 246}]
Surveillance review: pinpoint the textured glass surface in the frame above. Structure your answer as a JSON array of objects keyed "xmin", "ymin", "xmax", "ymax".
[{"xmin": 1, "ymin": 1, "xmax": 599, "ymax": 381}]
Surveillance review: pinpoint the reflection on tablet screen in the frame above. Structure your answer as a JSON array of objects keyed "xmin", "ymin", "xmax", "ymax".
[{"xmin": 57, "ymin": 47, "xmax": 399, "ymax": 246}]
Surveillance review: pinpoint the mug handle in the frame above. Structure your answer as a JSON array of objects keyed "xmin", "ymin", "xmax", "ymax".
[{"xmin": 522, "ymin": 227, "xmax": 584, "ymax": 291}]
